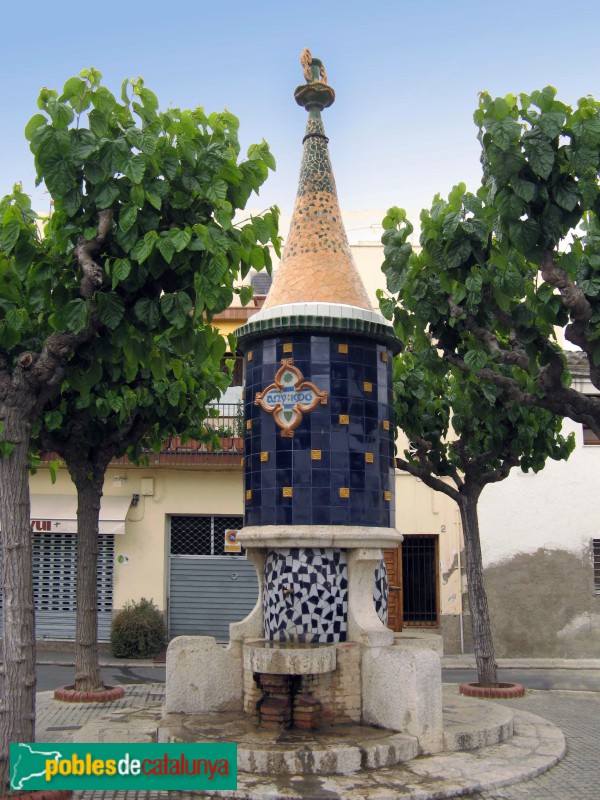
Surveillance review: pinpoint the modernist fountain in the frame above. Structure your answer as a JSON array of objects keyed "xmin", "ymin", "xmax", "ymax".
[
  {"xmin": 161, "ymin": 43, "xmax": 442, "ymax": 751},
  {"xmin": 152, "ymin": 51, "xmax": 566, "ymax": 799}
]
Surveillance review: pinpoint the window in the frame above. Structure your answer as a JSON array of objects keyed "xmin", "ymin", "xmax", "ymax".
[
  {"xmin": 594, "ymin": 540, "xmax": 600, "ymax": 595},
  {"xmin": 170, "ymin": 515, "xmax": 243, "ymax": 557}
]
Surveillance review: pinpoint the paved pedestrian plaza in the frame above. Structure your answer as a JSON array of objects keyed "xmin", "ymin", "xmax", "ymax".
[{"xmin": 32, "ymin": 681, "xmax": 599, "ymax": 799}]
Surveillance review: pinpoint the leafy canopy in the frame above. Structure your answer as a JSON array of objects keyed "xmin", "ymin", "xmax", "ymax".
[
  {"xmin": 379, "ymin": 87, "xmax": 600, "ymax": 438},
  {"xmin": 0, "ymin": 68, "xmax": 280, "ymax": 461}
]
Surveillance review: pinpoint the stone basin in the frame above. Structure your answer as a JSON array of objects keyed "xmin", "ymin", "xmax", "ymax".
[{"xmin": 243, "ymin": 639, "xmax": 337, "ymax": 675}]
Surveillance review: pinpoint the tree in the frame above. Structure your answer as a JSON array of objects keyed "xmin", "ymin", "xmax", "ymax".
[
  {"xmin": 386, "ymin": 337, "xmax": 572, "ymax": 685},
  {"xmin": 383, "ymin": 88, "xmax": 600, "ymax": 440},
  {"xmin": 0, "ymin": 68, "xmax": 278, "ymax": 787}
]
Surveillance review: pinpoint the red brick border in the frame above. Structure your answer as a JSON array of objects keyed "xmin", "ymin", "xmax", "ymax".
[
  {"xmin": 0, "ymin": 791, "xmax": 72, "ymax": 800},
  {"xmin": 459, "ymin": 681, "xmax": 525, "ymax": 699},
  {"xmin": 53, "ymin": 684, "xmax": 125, "ymax": 703}
]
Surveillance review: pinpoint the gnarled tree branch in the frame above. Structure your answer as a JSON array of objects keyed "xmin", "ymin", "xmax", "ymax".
[{"xmin": 74, "ymin": 209, "xmax": 113, "ymax": 299}]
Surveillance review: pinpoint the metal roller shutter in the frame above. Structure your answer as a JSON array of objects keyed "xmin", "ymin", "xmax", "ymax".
[
  {"xmin": 168, "ymin": 515, "xmax": 258, "ymax": 641},
  {"xmin": 0, "ymin": 533, "xmax": 115, "ymax": 640}
]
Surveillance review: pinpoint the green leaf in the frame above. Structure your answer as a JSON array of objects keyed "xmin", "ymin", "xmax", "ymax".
[
  {"xmin": 495, "ymin": 189, "xmax": 526, "ymax": 220},
  {"xmin": 123, "ymin": 154, "xmax": 147, "ymax": 184},
  {"xmin": 537, "ymin": 110, "xmax": 566, "ymax": 139},
  {"xmin": 97, "ymin": 292, "xmax": 125, "ymax": 329},
  {"xmin": 0, "ymin": 439, "xmax": 16, "ymax": 460},
  {"xmin": 160, "ymin": 292, "xmax": 193, "ymax": 328},
  {"xmin": 466, "ymin": 272, "xmax": 483, "ymax": 294},
  {"xmin": 0, "ymin": 220, "xmax": 20, "ymax": 254},
  {"xmin": 157, "ymin": 236, "xmax": 176, "ymax": 263},
  {"xmin": 145, "ymin": 189, "xmax": 162, "ymax": 210},
  {"xmin": 46, "ymin": 99, "xmax": 74, "ymax": 129},
  {"xmin": 130, "ymin": 235, "xmax": 155, "ymax": 264},
  {"xmin": 463, "ymin": 350, "xmax": 487, "ymax": 371},
  {"xmin": 172, "ymin": 359, "xmax": 183, "ymax": 380},
  {"xmin": 140, "ymin": 132, "xmax": 158, "ymax": 155},
  {"xmin": 570, "ymin": 146, "xmax": 598, "ymax": 173},
  {"xmin": 512, "ymin": 178, "xmax": 536, "ymax": 203},
  {"xmin": 526, "ymin": 137, "xmax": 555, "ymax": 179},
  {"xmin": 169, "ymin": 228, "xmax": 192, "ymax": 252},
  {"xmin": 530, "ymin": 87, "xmax": 556, "ymax": 112},
  {"xmin": 508, "ymin": 219, "xmax": 540, "ymax": 253},
  {"xmin": 24, "ymin": 114, "xmax": 47, "ymax": 142},
  {"xmin": 131, "ymin": 183, "xmax": 145, "ymax": 207},
  {"xmin": 44, "ymin": 409, "xmax": 63, "ymax": 431},
  {"xmin": 57, "ymin": 298, "xmax": 90, "ymax": 333},
  {"xmin": 6, "ymin": 308, "xmax": 26, "ymax": 332},
  {"xmin": 119, "ymin": 205, "xmax": 138, "ymax": 233},
  {"xmin": 250, "ymin": 246, "xmax": 265, "ymax": 269},
  {"xmin": 111, "ymin": 258, "xmax": 131, "ymax": 289},
  {"xmin": 134, "ymin": 298, "xmax": 160, "ymax": 327},
  {"xmin": 553, "ymin": 183, "xmax": 579, "ymax": 212},
  {"xmin": 488, "ymin": 117, "xmax": 521, "ymax": 150},
  {"xmin": 238, "ymin": 285, "xmax": 253, "ymax": 306},
  {"xmin": 166, "ymin": 382, "xmax": 181, "ymax": 406},
  {"xmin": 95, "ymin": 181, "xmax": 120, "ymax": 209}
]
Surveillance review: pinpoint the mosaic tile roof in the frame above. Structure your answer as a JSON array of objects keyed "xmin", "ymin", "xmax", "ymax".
[{"xmin": 262, "ymin": 59, "xmax": 372, "ymax": 311}]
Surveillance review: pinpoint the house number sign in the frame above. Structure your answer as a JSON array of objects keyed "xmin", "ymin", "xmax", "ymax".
[{"xmin": 255, "ymin": 359, "xmax": 328, "ymax": 437}]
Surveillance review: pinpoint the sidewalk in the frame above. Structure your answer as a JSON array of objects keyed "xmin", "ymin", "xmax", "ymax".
[
  {"xmin": 22, "ymin": 641, "xmax": 600, "ymax": 671},
  {"xmin": 29, "ymin": 681, "xmax": 599, "ymax": 800},
  {"xmin": 441, "ymin": 654, "xmax": 600, "ymax": 670}
]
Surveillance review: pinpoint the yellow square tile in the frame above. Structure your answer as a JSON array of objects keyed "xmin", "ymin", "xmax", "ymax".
[
  {"xmin": 364, "ymin": 381, "xmax": 373, "ymax": 393},
  {"xmin": 339, "ymin": 414, "xmax": 349, "ymax": 425},
  {"xmin": 365, "ymin": 452, "xmax": 374, "ymax": 463},
  {"xmin": 246, "ymin": 419, "xmax": 252, "ymax": 430},
  {"xmin": 283, "ymin": 343, "xmax": 293, "ymax": 353},
  {"xmin": 311, "ymin": 450, "xmax": 322, "ymax": 460},
  {"xmin": 338, "ymin": 343, "xmax": 348, "ymax": 354},
  {"xmin": 383, "ymin": 490, "xmax": 391, "ymax": 502},
  {"xmin": 380, "ymin": 351, "xmax": 388, "ymax": 363},
  {"xmin": 245, "ymin": 490, "xmax": 252, "ymax": 500},
  {"xmin": 339, "ymin": 487, "xmax": 350, "ymax": 499},
  {"xmin": 260, "ymin": 451, "xmax": 269, "ymax": 462},
  {"xmin": 282, "ymin": 487, "xmax": 293, "ymax": 498},
  {"xmin": 247, "ymin": 351, "xmax": 253, "ymax": 361},
  {"xmin": 382, "ymin": 420, "xmax": 390, "ymax": 431}
]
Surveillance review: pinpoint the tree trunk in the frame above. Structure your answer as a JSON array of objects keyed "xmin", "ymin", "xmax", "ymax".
[
  {"xmin": 0, "ymin": 407, "xmax": 36, "ymax": 790},
  {"xmin": 459, "ymin": 493, "xmax": 499, "ymax": 687},
  {"xmin": 72, "ymin": 474, "xmax": 104, "ymax": 692}
]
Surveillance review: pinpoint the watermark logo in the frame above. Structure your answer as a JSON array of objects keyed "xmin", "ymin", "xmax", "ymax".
[{"xmin": 10, "ymin": 743, "xmax": 237, "ymax": 791}]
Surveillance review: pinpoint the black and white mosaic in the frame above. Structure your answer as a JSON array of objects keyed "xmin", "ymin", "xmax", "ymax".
[
  {"xmin": 373, "ymin": 558, "xmax": 389, "ymax": 625},
  {"xmin": 263, "ymin": 548, "xmax": 348, "ymax": 643}
]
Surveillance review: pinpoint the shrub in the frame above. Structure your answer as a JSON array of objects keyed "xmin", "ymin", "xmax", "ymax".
[{"xmin": 110, "ymin": 597, "xmax": 166, "ymax": 658}]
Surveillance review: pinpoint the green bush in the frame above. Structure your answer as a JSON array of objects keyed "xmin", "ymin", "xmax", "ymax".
[{"xmin": 110, "ymin": 597, "xmax": 166, "ymax": 658}]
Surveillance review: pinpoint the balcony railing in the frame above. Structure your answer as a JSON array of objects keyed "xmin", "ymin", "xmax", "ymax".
[{"xmin": 44, "ymin": 403, "xmax": 245, "ymax": 468}]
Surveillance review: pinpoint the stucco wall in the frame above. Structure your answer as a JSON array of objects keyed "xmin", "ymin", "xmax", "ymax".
[{"xmin": 478, "ymin": 418, "xmax": 600, "ymax": 656}]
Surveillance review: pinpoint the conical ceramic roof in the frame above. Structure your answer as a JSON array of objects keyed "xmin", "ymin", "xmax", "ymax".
[{"xmin": 262, "ymin": 53, "xmax": 372, "ymax": 311}]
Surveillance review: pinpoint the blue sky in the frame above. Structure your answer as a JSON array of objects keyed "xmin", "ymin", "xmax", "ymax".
[{"xmin": 2, "ymin": 0, "xmax": 600, "ymax": 228}]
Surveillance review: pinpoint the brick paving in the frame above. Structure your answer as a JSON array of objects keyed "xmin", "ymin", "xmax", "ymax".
[{"xmin": 456, "ymin": 689, "xmax": 600, "ymax": 800}]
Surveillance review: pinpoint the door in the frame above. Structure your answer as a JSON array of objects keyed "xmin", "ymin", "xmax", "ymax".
[
  {"xmin": 168, "ymin": 515, "xmax": 258, "ymax": 641},
  {"xmin": 383, "ymin": 546, "xmax": 403, "ymax": 631},
  {"xmin": 402, "ymin": 534, "xmax": 439, "ymax": 626}
]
